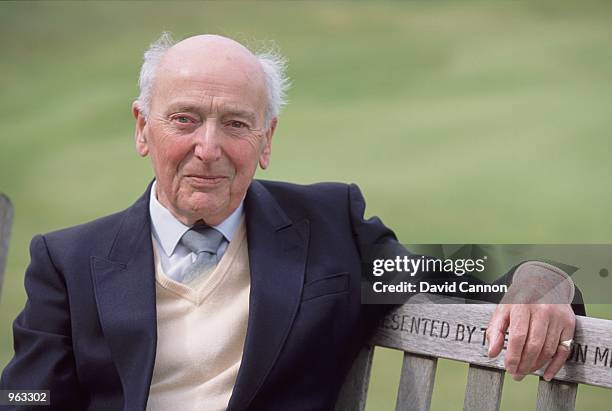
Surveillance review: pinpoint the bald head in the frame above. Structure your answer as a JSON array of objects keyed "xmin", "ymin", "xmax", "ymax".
[
  {"xmin": 136, "ymin": 32, "xmax": 290, "ymax": 127},
  {"xmin": 164, "ymin": 34, "xmax": 261, "ymax": 67},
  {"xmin": 158, "ymin": 34, "xmax": 266, "ymax": 96},
  {"xmin": 149, "ymin": 35, "xmax": 268, "ymax": 125}
]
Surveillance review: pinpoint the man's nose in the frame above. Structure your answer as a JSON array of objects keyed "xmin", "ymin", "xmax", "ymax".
[{"xmin": 194, "ymin": 120, "xmax": 222, "ymax": 162}]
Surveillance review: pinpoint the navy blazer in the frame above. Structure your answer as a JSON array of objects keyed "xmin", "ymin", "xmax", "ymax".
[{"xmin": 1, "ymin": 180, "xmax": 396, "ymax": 411}]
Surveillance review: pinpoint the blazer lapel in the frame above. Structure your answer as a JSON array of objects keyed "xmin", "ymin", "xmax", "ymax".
[
  {"xmin": 228, "ymin": 180, "xmax": 309, "ymax": 410},
  {"xmin": 91, "ymin": 183, "xmax": 157, "ymax": 411}
]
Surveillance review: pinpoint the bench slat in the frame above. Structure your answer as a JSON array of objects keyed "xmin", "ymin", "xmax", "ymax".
[
  {"xmin": 463, "ymin": 365, "xmax": 504, "ymax": 411},
  {"xmin": 0, "ymin": 193, "xmax": 14, "ymax": 298},
  {"xmin": 335, "ymin": 345, "xmax": 374, "ymax": 411},
  {"xmin": 536, "ymin": 379, "xmax": 577, "ymax": 411},
  {"xmin": 370, "ymin": 295, "xmax": 612, "ymax": 388},
  {"xmin": 395, "ymin": 353, "xmax": 437, "ymax": 411}
]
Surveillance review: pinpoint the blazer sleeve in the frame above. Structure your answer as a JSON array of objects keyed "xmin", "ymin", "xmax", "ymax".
[
  {"xmin": 347, "ymin": 184, "xmax": 586, "ymax": 316},
  {"xmin": 347, "ymin": 183, "xmax": 398, "ymax": 248},
  {"xmin": 0, "ymin": 235, "xmax": 85, "ymax": 411}
]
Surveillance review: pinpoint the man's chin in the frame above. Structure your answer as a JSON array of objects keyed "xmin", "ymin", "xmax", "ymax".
[{"xmin": 181, "ymin": 201, "xmax": 229, "ymax": 226}]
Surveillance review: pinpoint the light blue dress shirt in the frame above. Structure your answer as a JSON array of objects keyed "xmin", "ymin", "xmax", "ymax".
[{"xmin": 148, "ymin": 181, "xmax": 244, "ymax": 282}]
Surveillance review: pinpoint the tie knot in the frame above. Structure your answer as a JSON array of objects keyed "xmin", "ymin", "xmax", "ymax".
[{"xmin": 181, "ymin": 226, "xmax": 225, "ymax": 255}]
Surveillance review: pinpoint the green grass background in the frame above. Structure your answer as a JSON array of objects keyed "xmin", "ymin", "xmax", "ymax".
[{"xmin": 1, "ymin": 1, "xmax": 611, "ymax": 409}]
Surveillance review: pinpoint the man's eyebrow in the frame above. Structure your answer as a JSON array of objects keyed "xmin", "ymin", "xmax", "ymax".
[{"xmin": 166, "ymin": 103, "xmax": 201, "ymax": 113}]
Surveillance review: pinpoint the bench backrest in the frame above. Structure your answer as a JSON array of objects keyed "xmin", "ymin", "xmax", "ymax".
[
  {"xmin": 336, "ymin": 294, "xmax": 612, "ymax": 411},
  {"xmin": 0, "ymin": 194, "xmax": 14, "ymax": 298}
]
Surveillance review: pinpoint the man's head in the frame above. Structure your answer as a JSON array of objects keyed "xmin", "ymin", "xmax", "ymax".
[{"xmin": 132, "ymin": 33, "xmax": 289, "ymax": 226}]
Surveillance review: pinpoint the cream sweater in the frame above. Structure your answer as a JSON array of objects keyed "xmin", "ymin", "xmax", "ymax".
[{"xmin": 146, "ymin": 220, "xmax": 250, "ymax": 411}]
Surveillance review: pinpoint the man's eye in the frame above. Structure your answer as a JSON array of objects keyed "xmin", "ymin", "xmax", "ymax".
[
  {"xmin": 229, "ymin": 121, "xmax": 247, "ymax": 129},
  {"xmin": 173, "ymin": 116, "xmax": 192, "ymax": 124}
]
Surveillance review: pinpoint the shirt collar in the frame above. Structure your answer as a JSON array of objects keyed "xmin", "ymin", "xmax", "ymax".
[{"xmin": 149, "ymin": 181, "xmax": 244, "ymax": 257}]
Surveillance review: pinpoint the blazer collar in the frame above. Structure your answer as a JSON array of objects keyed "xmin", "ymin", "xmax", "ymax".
[{"xmin": 228, "ymin": 180, "xmax": 309, "ymax": 410}]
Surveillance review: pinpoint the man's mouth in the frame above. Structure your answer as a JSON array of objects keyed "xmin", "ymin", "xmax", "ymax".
[{"xmin": 185, "ymin": 175, "xmax": 227, "ymax": 187}]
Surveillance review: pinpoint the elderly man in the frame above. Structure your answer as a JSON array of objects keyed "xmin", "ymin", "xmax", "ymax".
[{"xmin": 1, "ymin": 34, "xmax": 583, "ymax": 411}]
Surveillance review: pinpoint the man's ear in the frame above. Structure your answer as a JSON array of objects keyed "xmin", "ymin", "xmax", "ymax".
[
  {"xmin": 132, "ymin": 101, "xmax": 149, "ymax": 157},
  {"xmin": 259, "ymin": 117, "xmax": 277, "ymax": 170}
]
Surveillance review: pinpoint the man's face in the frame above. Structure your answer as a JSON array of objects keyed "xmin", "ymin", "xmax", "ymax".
[{"xmin": 133, "ymin": 37, "xmax": 275, "ymax": 226}]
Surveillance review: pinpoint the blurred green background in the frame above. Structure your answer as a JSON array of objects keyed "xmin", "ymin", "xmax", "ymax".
[{"xmin": 1, "ymin": 1, "xmax": 611, "ymax": 409}]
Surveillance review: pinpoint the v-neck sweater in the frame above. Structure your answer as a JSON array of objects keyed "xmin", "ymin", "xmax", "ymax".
[{"xmin": 146, "ymin": 219, "xmax": 250, "ymax": 411}]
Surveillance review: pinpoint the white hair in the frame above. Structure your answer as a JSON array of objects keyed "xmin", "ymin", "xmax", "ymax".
[{"xmin": 136, "ymin": 32, "xmax": 290, "ymax": 128}]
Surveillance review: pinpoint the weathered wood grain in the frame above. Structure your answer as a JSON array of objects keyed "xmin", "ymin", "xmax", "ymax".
[
  {"xmin": 395, "ymin": 353, "xmax": 437, "ymax": 411},
  {"xmin": 335, "ymin": 345, "xmax": 374, "ymax": 411},
  {"xmin": 463, "ymin": 365, "xmax": 504, "ymax": 411},
  {"xmin": 0, "ymin": 193, "xmax": 13, "ymax": 298},
  {"xmin": 369, "ymin": 294, "xmax": 612, "ymax": 388},
  {"xmin": 536, "ymin": 379, "xmax": 577, "ymax": 411}
]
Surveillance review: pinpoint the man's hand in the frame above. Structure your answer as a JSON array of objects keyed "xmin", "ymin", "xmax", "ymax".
[{"xmin": 485, "ymin": 262, "xmax": 577, "ymax": 381}]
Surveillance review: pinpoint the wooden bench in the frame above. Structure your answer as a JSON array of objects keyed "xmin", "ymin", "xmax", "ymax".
[
  {"xmin": 0, "ymin": 193, "xmax": 13, "ymax": 298},
  {"xmin": 336, "ymin": 294, "xmax": 612, "ymax": 411}
]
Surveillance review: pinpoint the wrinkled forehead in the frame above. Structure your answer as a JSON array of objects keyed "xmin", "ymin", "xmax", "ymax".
[
  {"xmin": 159, "ymin": 60, "xmax": 264, "ymax": 93},
  {"xmin": 153, "ymin": 39, "xmax": 267, "ymax": 107}
]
